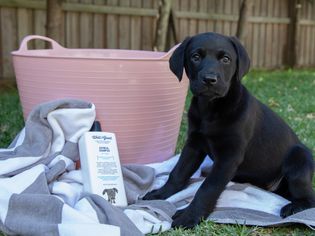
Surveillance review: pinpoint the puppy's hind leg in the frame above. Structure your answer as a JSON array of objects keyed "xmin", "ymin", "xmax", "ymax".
[{"xmin": 280, "ymin": 145, "xmax": 315, "ymax": 217}]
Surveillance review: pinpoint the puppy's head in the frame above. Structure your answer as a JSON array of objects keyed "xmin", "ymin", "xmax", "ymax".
[{"xmin": 169, "ymin": 32, "xmax": 250, "ymax": 99}]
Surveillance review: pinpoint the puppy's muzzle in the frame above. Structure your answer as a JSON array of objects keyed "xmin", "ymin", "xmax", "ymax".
[{"xmin": 201, "ymin": 73, "xmax": 219, "ymax": 86}]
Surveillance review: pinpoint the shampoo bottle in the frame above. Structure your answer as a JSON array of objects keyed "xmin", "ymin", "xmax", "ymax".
[{"xmin": 79, "ymin": 121, "xmax": 128, "ymax": 207}]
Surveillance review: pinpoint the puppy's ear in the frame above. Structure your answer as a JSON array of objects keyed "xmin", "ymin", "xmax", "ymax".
[
  {"xmin": 169, "ymin": 37, "xmax": 191, "ymax": 82},
  {"xmin": 228, "ymin": 37, "xmax": 250, "ymax": 80}
]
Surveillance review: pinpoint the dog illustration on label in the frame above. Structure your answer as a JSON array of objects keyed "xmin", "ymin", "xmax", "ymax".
[{"xmin": 102, "ymin": 188, "xmax": 118, "ymax": 204}]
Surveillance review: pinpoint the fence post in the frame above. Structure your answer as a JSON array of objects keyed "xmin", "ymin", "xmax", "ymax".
[
  {"xmin": 154, "ymin": 0, "xmax": 172, "ymax": 51},
  {"xmin": 287, "ymin": 0, "xmax": 301, "ymax": 68},
  {"xmin": 46, "ymin": 0, "xmax": 63, "ymax": 45},
  {"xmin": 236, "ymin": 0, "xmax": 253, "ymax": 43}
]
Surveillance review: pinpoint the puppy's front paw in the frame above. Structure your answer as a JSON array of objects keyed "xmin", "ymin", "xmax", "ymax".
[
  {"xmin": 171, "ymin": 207, "xmax": 201, "ymax": 229},
  {"xmin": 280, "ymin": 203, "xmax": 301, "ymax": 217},
  {"xmin": 280, "ymin": 200, "xmax": 315, "ymax": 218},
  {"xmin": 142, "ymin": 187, "xmax": 171, "ymax": 200},
  {"xmin": 142, "ymin": 189, "xmax": 162, "ymax": 200}
]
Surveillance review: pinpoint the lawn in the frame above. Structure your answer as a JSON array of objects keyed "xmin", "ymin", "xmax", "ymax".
[{"xmin": 0, "ymin": 69, "xmax": 315, "ymax": 236}]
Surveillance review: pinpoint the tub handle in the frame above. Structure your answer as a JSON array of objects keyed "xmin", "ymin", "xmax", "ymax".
[
  {"xmin": 162, "ymin": 43, "xmax": 180, "ymax": 60},
  {"xmin": 18, "ymin": 35, "xmax": 65, "ymax": 52}
]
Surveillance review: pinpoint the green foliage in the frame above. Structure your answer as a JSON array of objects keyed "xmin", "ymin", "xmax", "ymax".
[
  {"xmin": 0, "ymin": 89, "xmax": 24, "ymax": 148},
  {"xmin": 243, "ymin": 70, "xmax": 315, "ymax": 154}
]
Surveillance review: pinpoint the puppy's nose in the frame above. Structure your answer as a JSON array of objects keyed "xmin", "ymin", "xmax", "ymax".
[{"xmin": 202, "ymin": 73, "xmax": 218, "ymax": 85}]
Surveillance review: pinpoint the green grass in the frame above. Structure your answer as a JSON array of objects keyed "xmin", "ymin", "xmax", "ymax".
[
  {"xmin": 243, "ymin": 70, "xmax": 315, "ymax": 155},
  {"xmin": 0, "ymin": 69, "xmax": 315, "ymax": 235},
  {"xmin": 0, "ymin": 87, "xmax": 24, "ymax": 148}
]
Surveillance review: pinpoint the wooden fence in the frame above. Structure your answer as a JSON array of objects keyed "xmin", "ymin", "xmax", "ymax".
[{"xmin": 0, "ymin": 0, "xmax": 315, "ymax": 79}]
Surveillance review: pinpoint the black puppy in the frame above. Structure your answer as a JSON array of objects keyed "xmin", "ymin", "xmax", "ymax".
[{"xmin": 143, "ymin": 32, "xmax": 315, "ymax": 228}]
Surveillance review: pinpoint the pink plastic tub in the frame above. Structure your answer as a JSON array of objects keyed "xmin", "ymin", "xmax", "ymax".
[{"xmin": 11, "ymin": 35, "xmax": 188, "ymax": 164}]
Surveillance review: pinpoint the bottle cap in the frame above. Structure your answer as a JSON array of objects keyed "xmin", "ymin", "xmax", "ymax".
[{"xmin": 90, "ymin": 121, "xmax": 102, "ymax": 131}]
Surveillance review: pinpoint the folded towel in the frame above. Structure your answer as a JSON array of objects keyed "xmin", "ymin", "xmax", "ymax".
[
  {"xmin": 145, "ymin": 155, "xmax": 315, "ymax": 231},
  {"xmin": 0, "ymin": 99, "xmax": 143, "ymax": 236},
  {"xmin": 1, "ymin": 99, "xmax": 315, "ymax": 236}
]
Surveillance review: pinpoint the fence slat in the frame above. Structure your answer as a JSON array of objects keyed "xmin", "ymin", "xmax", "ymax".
[
  {"xmin": 306, "ymin": 4, "xmax": 313, "ymax": 66},
  {"xmin": 275, "ymin": 0, "xmax": 281, "ymax": 67},
  {"xmin": 214, "ymin": 0, "xmax": 224, "ymax": 33},
  {"xmin": 65, "ymin": 0, "xmax": 80, "ymax": 48},
  {"xmin": 0, "ymin": 7, "xmax": 17, "ymax": 78},
  {"xmin": 178, "ymin": 0, "xmax": 189, "ymax": 40},
  {"xmin": 119, "ymin": 0, "xmax": 130, "ymax": 49},
  {"xmin": 130, "ymin": 0, "xmax": 141, "ymax": 50},
  {"xmin": 223, "ymin": 0, "xmax": 231, "ymax": 36},
  {"xmin": 264, "ymin": 0, "xmax": 272, "ymax": 68},
  {"xmin": 188, "ymin": 0, "xmax": 198, "ymax": 36},
  {"xmin": 80, "ymin": 0, "xmax": 94, "ymax": 48},
  {"xmin": 197, "ymin": 0, "xmax": 207, "ymax": 33},
  {"xmin": 141, "ymin": 0, "xmax": 153, "ymax": 50},
  {"xmin": 33, "ymin": 5, "xmax": 46, "ymax": 49},
  {"xmin": 311, "ymin": 6, "xmax": 315, "ymax": 65},
  {"xmin": 230, "ymin": 0, "xmax": 240, "ymax": 36},
  {"xmin": 207, "ymin": 0, "xmax": 215, "ymax": 32},
  {"xmin": 2, "ymin": 0, "xmax": 315, "ymax": 79},
  {"xmin": 17, "ymin": 8, "xmax": 33, "ymax": 49},
  {"xmin": 106, "ymin": 0, "xmax": 118, "ymax": 49},
  {"xmin": 258, "ymin": 0, "xmax": 266, "ymax": 67},
  {"xmin": 93, "ymin": 0, "xmax": 106, "ymax": 48}
]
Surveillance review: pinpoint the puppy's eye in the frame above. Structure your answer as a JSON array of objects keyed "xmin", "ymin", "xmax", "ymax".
[
  {"xmin": 221, "ymin": 56, "xmax": 231, "ymax": 64},
  {"xmin": 191, "ymin": 53, "xmax": 201, "ymax": 63}
]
